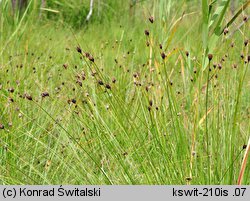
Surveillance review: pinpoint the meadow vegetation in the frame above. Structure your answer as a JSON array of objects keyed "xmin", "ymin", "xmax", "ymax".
[{"xmin": 0, "ymin": 0, "xmax": 249, "ymax": 184}]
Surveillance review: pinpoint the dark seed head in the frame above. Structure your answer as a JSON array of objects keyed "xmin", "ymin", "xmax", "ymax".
[
  {"xmin": 98, "ymin": 80, "xmax": 104, "ymax": 85},
  {"xmin": 8, "ymin": 87, "xmax": 14, "ymax": 93},
  {"xmin": 76, "ymin": 46, "xmax": 82, "ymax": 54},
  {"xmin": 77, "ymin": 80, "xmax": 82, "ymax": 87},
  {"xmin": 8, "ymin": 97, "xmax": 14, "ymax": 102},
  {"xmin": 242, "ymin": 144, "xmax": 247, "ymax": 149},
  {"xmin": 248, "ymin": 55, "xmax": 250, "ymax": 63},
  {"xmin": 105, "ymin": 84, "xmax": 111, "ymax": 90},
  {"xmin": 149, "ymin": 100, "xmax": 153, "ymax": 107},
  {"xmin": 0, "ymin": 123, "xmax": 4, "ymax": 129},
  {"xmin": 133, "ymin": 73, "xmax": 138, "ymax": 78},
  {"xmin": 144, "ymin": 30, "xmax": 150, "ymax": 36},
  {"xmin": 218, "ymin": 63, "xmax": 222, "ymax": 70},
  {"xmin": 244, "ymin": 40, "xmax": 248, "ymax": 46},
  {"xmin": 185, "ymin": 51, "xmax": 189, "ymax": 57},
  {"xmin": 223, "ymin": 28, "xmax": 229, "ymax": 35},
  {"xmin": 71, "ymin": 99, "xmax": 76, "ymax": 104},
  {"xmin": 159, "ymin": 44, "xmax": 163, "ymax": 49},
  {"xmin": 88, "ymin": 55, "xmax": 94, "ymax": 62},
  {"xmin": 91, "ymin": 71, "xmax": 97, "ymax": 76},
  {"xmin": 208, "ymin": 54, "xmax": 213, "ymax": 61},
  {"xmin": 243, "ymin": 15, "xmax": 248, "ymax": 22},
  {"xmin": 85, "ymin": 52, "xmax": 90, "ymax": 58},
  {"xmin": 63, "ymin": 64, "xmax": 68, "ymax": 69},
  {"xmin": 112, "ymin": 77, "xmax": 116, "ymax": 83},
  {"xmin": 148, "ymin": 16, "xmax": 154, "ymax": 23},
  {"xmin": 161, "ymin": 52, "xmax": 166, "ymax": 60},
  {"xmin": 25, "ymin": 94, "xmax": 32, "ymax": 101},
  {"xmin": 41, "ymin": 92, "xmax": 49, "ymax": 98}
]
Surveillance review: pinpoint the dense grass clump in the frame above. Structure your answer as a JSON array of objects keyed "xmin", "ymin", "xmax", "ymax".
[{"xmin": 0, "ymin": 0, "xmax": 249, "ymax": 184}]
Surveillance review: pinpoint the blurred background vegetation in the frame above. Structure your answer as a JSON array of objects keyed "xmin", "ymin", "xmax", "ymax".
[{"xmin": 0, "ymin": 0, "xmax": 247, "ymax": 28}]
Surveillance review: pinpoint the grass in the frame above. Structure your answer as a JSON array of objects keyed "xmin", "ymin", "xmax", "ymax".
[{"xmin": 0, "ymin": 0, "xmax": 249, "ymax": 184}]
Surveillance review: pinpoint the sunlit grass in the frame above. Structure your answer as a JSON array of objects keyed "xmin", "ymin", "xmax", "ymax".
[{"xmin": 0, "ymin": 0, "xmax": 249, "ymax": 185}]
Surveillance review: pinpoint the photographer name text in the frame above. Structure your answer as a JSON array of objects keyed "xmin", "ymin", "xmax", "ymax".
[{"xmin": 2, "ymin": 186, "xmax": 101, "ymax": 198}]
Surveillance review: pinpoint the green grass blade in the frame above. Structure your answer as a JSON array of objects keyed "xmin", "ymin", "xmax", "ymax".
[
  {"xmin": 221, "ymin": 0, "xmax": 250, "ymax": 34},
  {"xmin": 202, "ymin": 0, "xmax": 209, "ymax": 49}
]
